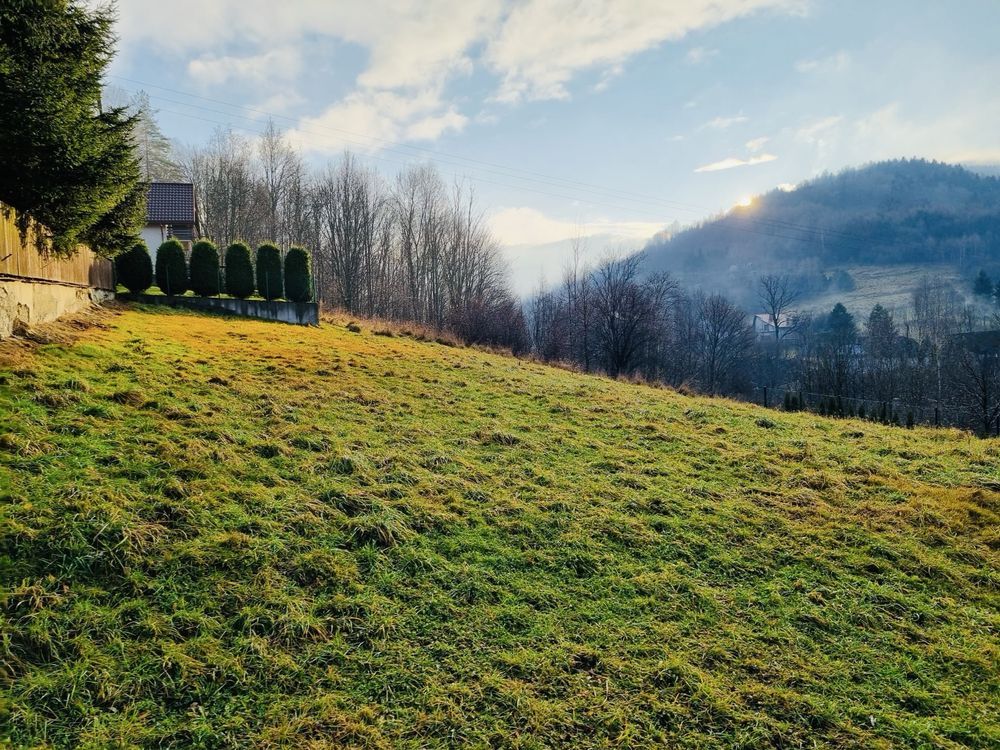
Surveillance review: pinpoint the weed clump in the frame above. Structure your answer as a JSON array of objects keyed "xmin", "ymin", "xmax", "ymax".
[{"xmin": 345, "ymin": 507, "xmax": 412, "ymax": 549}]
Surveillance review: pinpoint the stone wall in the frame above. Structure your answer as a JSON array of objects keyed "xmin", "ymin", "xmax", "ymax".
[
  {"xmin": 121, "ymin": 293, "xmax": 319, "ymax": 326},
  {"xmin": 0, "ymin": 279, "xmax": 113, "ymax": 339}
]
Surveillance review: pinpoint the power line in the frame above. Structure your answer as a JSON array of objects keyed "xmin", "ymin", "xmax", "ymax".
[
  {"xmin": 151, "ymin": 101, "xmax": 876, "ymax": 256},
  {"xmin": 113, "ymin": 75, "xmax": 878, "ymax": 252}
]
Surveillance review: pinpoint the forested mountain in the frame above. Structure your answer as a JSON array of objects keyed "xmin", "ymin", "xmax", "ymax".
[{"xmin": 644, "ymin": 159, "xmax": 1000, "ymax": 304}]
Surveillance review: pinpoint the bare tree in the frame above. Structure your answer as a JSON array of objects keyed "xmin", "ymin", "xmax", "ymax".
[
  {"xmin": 258, "ymin": 119, "xmax": 299, "ymax": 245},
  {"xmin": 698, "ymin": 293, "xmax": 753, "ymax": 395},
  {"xmin": 946, "ymin": 339, "xmax": 1000, "ymax": 436},
  {"xmin": 590, "ymin": 254, "xmax": 676, "ymax": 377},
  {"xmin": 757, "ymin": 274, "xmax": 800, "ymax": 342}
]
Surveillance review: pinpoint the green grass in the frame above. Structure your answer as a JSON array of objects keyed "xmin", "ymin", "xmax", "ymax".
[
  {"xmin": 798, "ymin": 263, "xmax": 969, "ymax": 316},
  {"xmin": 116, "ymin": 285, "xmax": 281, "ymax": 302},
  {"xmin": 1, "ymin": 305, "xmax": 998, "ymax": 748}
]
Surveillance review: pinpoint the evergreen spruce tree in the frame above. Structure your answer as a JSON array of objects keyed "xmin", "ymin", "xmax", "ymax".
[
  {"xmin": 225, "ymin": 243, "xmax": 255, "ymax": 299},
  {"xmin": 114, "ymin": 241, "xmax": 153, "ymax": 294},
  {"xmin": 256, "ymin": 243, "xmax": 283, "ymax": 301},
  {"xmin": 155, "ymin": 239, "xmax": 188, "ymax": 296},
  {"xmin": 0, "ymin": 1, "xmax": 144, "ymax": 256},
  {"xmin": 129, "ymin": 91, "xmax": 183, "ymax": 181},
  {"xmin": 189, "ymin": 240, "xmax": 220, "ymax": 297}
]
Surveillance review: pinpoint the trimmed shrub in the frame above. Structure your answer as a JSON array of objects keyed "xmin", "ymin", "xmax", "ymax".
[
  {"xmin": 225, "ymin": 242, "xmax": 255, "ymax": 299},
  {"xmin": 155, "ymin": 239, "xmax": 188, "ymax": 296},
  {"xmin": 115, "ymin": 241, "xmax": 153, "ymax": 293},
  {"xmin": 284, "ymin": 246, "xmax": 312, "ymax": 302},
  {"xmin": 189, "ymin": 240, "xmax": 221, "ymax": 297},
  {"xmin": 256, "ymin": 243, "xmax": 283, "ymax": 301}
]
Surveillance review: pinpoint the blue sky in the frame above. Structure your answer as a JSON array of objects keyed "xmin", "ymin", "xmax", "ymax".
[{"xmin": 108, "ymin": 0, "xmax": 1000, "ymax": 291}]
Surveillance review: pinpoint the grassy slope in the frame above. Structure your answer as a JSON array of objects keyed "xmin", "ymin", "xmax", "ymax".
[
  {"xmin": 1, "ymin": 306, "xmax": 998, "ymax": 749},
  {"xmin": 797, "ymin": 264, "xmax": 968, "ymax": 317}
]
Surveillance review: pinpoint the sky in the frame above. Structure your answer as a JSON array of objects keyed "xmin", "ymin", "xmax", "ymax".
[{"xmin": 106, "ymin": 0, "xmax": 1000, "ymax": 293}]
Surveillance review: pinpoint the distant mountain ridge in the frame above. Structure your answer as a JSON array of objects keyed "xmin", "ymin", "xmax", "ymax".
[{"xmin": 643, "ymin": 159, "xmax": 1000, "ymax": 305}]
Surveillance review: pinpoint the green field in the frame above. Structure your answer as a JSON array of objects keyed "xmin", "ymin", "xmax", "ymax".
[
  {"xmin": 798, "ymin": 263, "xmax": 971, "ymax": 317},
  {"xmin": 1, "ymin": 305, "xmax": 998, "ymax": 748}
]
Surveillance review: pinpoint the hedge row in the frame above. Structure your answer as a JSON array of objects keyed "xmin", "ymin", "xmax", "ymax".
[{"xmin": 115, "ymin": 240, "xmax": 312, "ymax": 302}]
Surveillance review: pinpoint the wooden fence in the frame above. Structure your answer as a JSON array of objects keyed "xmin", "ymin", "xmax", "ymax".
[{"xmin": 0, "ymin": 203, "xmax": 114, "ymax": 290}]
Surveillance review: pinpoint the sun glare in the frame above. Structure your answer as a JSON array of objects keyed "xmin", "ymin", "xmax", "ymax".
[{"xmin": 736, "ymin": 195, "xmax": 754, "ymax": 207}]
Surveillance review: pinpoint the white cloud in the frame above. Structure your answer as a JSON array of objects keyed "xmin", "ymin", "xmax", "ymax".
[
  {"xmin": 704, "ymin": 114, "xmax": 749, "ymax": 130},
  {"xmin": 795, "ymin": 115, "xmax": 843, "ymax": 141},
  {"xmin": 795, "ymin": 50, "xmax": 851, "ymax": 74},
  {"xmin": 115, "ymin": 0, "xmax": 803, "ymax": 152},
  {"xmin": 490, "ymin": 207, "xmax": 665, "ymax": 295},
  {"xmin": 685, "ymin": 46, "xmax": 719, "ymax": 65},
  {"xmin": 694, "ymin": 153, "xmax": 778, "ymax": 172},
  {"xmin": 593, "ymin": 64, "xmax": 626, "ymax": 93},
  {"xmin": 187, "ymin": 48, "xmax": 301, "ymax": 87},
  {"xmin": 489, "ymin": 207, "xmax": 662, "ymax": 247},
  {"xmin": 745, "ymin": 136, "xmax": 770, "ymax": 151},
  {"xmin": 286, "ymin": 88, "xmax": 467, "ymax": 154},
  {"xmin": 253, "ymin": 91, "xmax": 307, "ymax": 115},
  {"xmin": 850, "ymin": 102, "xmax": 1000, "ymax": 165},
  {"xmin": 485, "ymin": 0, "xmax": 801, "ymax": 102}
]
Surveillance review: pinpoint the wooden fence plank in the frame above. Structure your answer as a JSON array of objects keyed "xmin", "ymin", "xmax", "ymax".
[{"xmin": 0, "ymin": 202, "xmax": 114, "ymax": 289}]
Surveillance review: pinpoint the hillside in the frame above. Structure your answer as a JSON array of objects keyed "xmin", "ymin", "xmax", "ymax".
[
  {"xmin": 644, "ymin": 159, "xmax": 1000, "ymax": 311},
  {"xmin": 1, "ymin": 306, "xmax": 998, "ymax": 748}
]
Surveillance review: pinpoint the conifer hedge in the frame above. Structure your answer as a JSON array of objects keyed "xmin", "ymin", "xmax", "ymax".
[
  {"xmin": 256, "ymin": 243, "xmax": 283, "ymax": 301},
  {"xmin": 189, "ymin": 240, "xmax": 220, "ymax": 297},
  {"xmin": 225, "ymin": 242, "xmax": 254, "ymax": 299},
  {"xmin": 284, "ymin": 246, "xmax": 312, "ymax": 302},
  {"xmin": 115, "ymin": 241, "xmax": 153, "ymax": 294},
  {"xmin": 155, "ymin": 239, "xmax": 188, "ymax": 296}
]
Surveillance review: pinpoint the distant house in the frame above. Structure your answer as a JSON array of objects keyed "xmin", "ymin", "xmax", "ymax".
[
  {"xmin": 141, "ymin": 182, "xmax": 199, "ymax": 261},
  {"xmin": 751, "ymin": 313, "xmax": 793, "ymax": 340},
  {"xmin": 951, "ymin": 330, "xmax": 1000, "ymax": 358}
]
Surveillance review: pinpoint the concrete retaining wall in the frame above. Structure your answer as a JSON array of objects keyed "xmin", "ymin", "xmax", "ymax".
[
  {"xmin": 122, "ymin": 293, "xmax": 319, "ymax": 326},
  {"xmin": 0, "ymin": 278, "xmax": 113, "ymax": 339}
]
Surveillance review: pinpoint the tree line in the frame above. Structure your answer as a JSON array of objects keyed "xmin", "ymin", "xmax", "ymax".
[
  {"xmin": 529, "ymin": 249, "xmax": 755, "ymax": 395},
  {"xmin": 528, "ymin": 252, "xmax": 1000, "ymax": 436}
]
